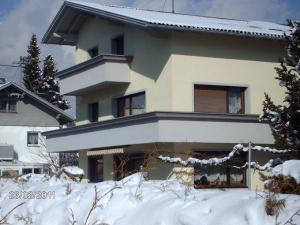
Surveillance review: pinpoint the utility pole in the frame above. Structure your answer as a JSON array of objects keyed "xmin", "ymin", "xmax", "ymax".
[
  {"xmin": 172, "ymin": 0, "xmax": 175, "ymax": 13},
  {"xmin": 248, "ymin": 142, "xmax": 252, "ymax": 190}
]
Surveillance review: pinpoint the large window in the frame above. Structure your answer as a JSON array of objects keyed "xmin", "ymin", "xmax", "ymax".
[
  {"xmin": 0, "ymin": 98, "xmax": 17, "ymax": 113},
  {"xmin": 194, "ymin": 85, "xmax": 245, "ymax": 114},
  {"xmin": 27, "ymin": 132, "xmax": 39, "ymax": 146},
  {"xmin": 111, "ymin": 34, "xmax": 124, "ymax": 55},
  {"xmin": 193, "ymin": 151, "xmax": 247, "ymax": 188},
  {"xmin": 88, "ymin": 102, "xmax": 99, "ymax": 122},
  {"xmin": 117, "ymin": 92, "xmax": 145, "ymax": 117}
]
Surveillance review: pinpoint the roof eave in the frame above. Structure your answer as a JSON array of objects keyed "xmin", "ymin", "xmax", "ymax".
[
  {"xmin": 0, "ymin": 82, "xmax": 74, "ymax": 123},
  {"xmin": 42, "ymin": 1, "xmax": 148, "ymax": 45}
]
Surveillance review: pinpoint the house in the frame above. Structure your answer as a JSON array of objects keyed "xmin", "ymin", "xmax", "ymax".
[
  {"xmin": 42, "ymin": 0, "xmax": 290, "ymax": 189},
  {"xmin": 0, "ymin": 82, "xmax": 74, "ymax": 176}
]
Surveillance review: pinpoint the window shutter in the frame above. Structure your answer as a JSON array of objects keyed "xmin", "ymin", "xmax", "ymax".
[{"xmin": 194, "ymin": 86, "xmax": 227, "ymax": 113}]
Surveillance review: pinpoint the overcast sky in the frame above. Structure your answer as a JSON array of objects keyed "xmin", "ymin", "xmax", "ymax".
[{"xmin": 0, "ymin": 0, "xmax": 300, "ymax": 70}]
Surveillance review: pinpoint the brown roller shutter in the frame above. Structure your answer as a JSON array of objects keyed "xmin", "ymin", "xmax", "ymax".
[{"xmin": 194, "ymin": 86, "xmax": 227, "ymax": 113}]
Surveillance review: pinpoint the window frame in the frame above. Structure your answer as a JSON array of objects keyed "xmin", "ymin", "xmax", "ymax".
[
  {"xmin": 193, "ymin": 151, "xmax": 247, "ymax": 189},
  {"xmin": 116, "ymin": 92, "xmax": 146, "ymax": 117},
  {"xmin": 194, "ymin": 85, "xmax": 245, "ymax": 114},
  {"xmin": 87, "ymin": 102, "xmax": 99, "ymax": 123},
  {"xmin": 27, "ymin": 132, "xmax": 39, "ymax": 147},
  {"xmin": 111, "ymin": 34, "xmax": 124, "ymax": 55}
]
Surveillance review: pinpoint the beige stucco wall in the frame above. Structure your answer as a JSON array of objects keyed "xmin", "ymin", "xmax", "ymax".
[
  {"xmin": 74, "ymin": 17, "xmax": 285, "ymax": 124},
  {"xmin": 76, "ymin": 18, "xmax": 172, "ymax": 124}
]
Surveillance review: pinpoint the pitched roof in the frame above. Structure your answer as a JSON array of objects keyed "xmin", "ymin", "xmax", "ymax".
[
  {"xmin": 0, "ymin": 82, "xmax": 74, "ymax": 123},
  {"xmin": 43, "ymin": 0, "xmax": 291, "ymax": 45}
]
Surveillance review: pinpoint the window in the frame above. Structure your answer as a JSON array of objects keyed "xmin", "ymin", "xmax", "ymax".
[
  {"xmin": 194, "ymin": 85, "xmax": 245, "ymax": 114},
  {"xmin": 193, "ymin": 151, "xmax": 246, "ymax": 188},
  {"xmin": 88, "ymin": 46, "xmax": 99, "ymax": 58},
  {"xmin": 111, "ymin": 34, "xmax": 124, "ymax": 55},
  {"xmin": 27, "ymin": 132, "xmax": 39, "ymax": 146},
  {"xmin": 0, "ymin": 98, "xmax": 17, "ymax": 113},
  {"xmin": 88, "ymin": 102, "xmax": 99, "ymax": 122},
  {"xmin": 117, "ymin": 92, "xmax": 145, "ymax": 117},
  {"xmin": 22, "ymin": 168, "xmax": 32, "ymax": 174},
  {"xmin": 88, "ymin": 156, "xmax": 103, "ymax": 183},
  {"xmin": 33, "ymin": 168, "xmax": 41, "ymax": 174}
]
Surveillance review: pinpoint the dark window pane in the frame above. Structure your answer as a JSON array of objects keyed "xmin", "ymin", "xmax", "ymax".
[
  {"xmin": 228, "ymin": 88, "xmax": 242, "ymax": 114},
  {"xmin": 0, "ymin": 100, "xmax": 7, "ymax": 112},
  {"xmin": 117, "ymin": 98, "xmax": 126, "ymax": 117},
  {"xmin": 88, "ymin": 102, "xmax": 99, "ymax": 122},
  {"xmin": 131, "ymin": 94, "xmax": 145, "ymax": 115},
  {"xmin": 27, "ymin": 132, "xmax": 39, "ymax": 145},
  {"xmin": 89, "ymin": 156, "xmax": 103, "ymax": 182},
  {"xmin": 22, "ymin": 168, "xmax": 32, "ymax": 174},
  {"xmin": 8, "ymin": 100, "xmax": 16, "ymax": 112},
  {"xmin": 111, "ymin": 35, "xmax": 124, "ymax": 55},
  {"xmin": 88, "ymin": 46, "xmax": 99, "ymax": 58},
  {"xmin": 117, "ymin": 92, "xmax": 145, "ymax": 117},
  {"xmin": 34, "ymin": 168, "xmax": 41, "ymax": 174}
]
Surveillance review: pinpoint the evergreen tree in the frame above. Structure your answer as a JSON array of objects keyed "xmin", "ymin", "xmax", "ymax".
[
  {"xmin": 21, "ymin": 34, "xmax": 41, "ymax": 92},
  {"xmin": 40, "ymin": 55, "xmax": 69, "ymax": 110},
  {"xmin": 261, "ymin": 20, "xmax": 300, "ymax": 157}
]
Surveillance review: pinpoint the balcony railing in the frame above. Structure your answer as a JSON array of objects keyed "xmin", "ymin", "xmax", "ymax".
[{"xmin": 56, "ymin": 54, "xmax": 133, "ymax": 95}]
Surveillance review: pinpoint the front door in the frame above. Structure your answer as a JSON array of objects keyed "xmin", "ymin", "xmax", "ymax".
[{"xmin": 88, "ymin": 156, "xmax": 103, "ymax": 183}]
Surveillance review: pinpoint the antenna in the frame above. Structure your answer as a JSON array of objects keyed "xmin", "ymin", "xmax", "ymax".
[{"xmin": 172, "ymin": 0, "xmax": 175, "ymax": 13}]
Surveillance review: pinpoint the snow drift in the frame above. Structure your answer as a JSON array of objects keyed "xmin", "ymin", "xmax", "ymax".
[{"xmin": 0, "ymin": 173, "xmax": 299, "ymax": 225}]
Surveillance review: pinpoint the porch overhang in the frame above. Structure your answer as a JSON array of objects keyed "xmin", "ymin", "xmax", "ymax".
[{"xmin": 43, "ymin": 112, "xmax": 274, "ymax": 153}]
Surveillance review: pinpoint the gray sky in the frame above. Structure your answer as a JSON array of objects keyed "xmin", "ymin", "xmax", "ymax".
[{"xmin": 0, "ymin": 0, "xmax": 299, "ymax": 70}]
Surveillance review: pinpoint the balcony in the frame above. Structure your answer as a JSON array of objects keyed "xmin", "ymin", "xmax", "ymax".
[
  {"xmin": 43, "ymin": 112, "xmax": 274, "ymax": 153},
  {"xmin": 56, "ymin": 55, "xmax": 132, "ymax": 95}
]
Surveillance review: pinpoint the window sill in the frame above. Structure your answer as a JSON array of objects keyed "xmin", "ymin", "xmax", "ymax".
[{"xmin": 27, "ymin": 144, "xmax": 40, "ymax": 147}]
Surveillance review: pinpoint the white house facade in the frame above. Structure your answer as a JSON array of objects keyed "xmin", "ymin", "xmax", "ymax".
[{"xmin": 0, "ymin": 82, "xmax": 74, "ymax": 176}]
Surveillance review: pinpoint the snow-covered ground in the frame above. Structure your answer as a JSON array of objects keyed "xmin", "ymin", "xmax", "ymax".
[{"xmin": 0, "ymin": 173, "xmax": 300, "ymax": 225}]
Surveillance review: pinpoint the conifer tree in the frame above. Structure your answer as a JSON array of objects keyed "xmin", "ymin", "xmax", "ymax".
[
  {"xmin": 40, "ymin": 55, "xmax": 69, "ymax": 110},
  {"xmin": 261, "ymin": 20, "xmax": 300, "ymax": 157},
  {"xmin": 21, "ymin": 34, "xmax": 41, "ymax": 92}
]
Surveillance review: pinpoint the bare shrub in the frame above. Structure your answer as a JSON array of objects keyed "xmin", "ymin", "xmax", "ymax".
[
  {"xmin": 0, "ymin": 202, "xmax": 24, "ymax": 225},
  {"xmin": 14, "ymin": 214, "xmax": 33, "ymax": 225},
  {"xmin": 265, "ymin": 193, "xmax": 286, "ymax": 217},
  {"xmin": 263, "ymin": 174, "xmax": 300, "ymax": 195},
  {"xmin": 65, "ymin": 183, "xmax": 72, "ymax": 195}
]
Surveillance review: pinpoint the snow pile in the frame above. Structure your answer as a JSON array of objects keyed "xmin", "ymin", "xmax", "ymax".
[
  {"xmin": 63, "ymin": 166, "xmax": 84, "ymax": 176},
  {"xmin": 0, "ymin": 173, "xmax": 300, "ymax": 225},
  {"xmin": 272, "ymin": 160, "xmax": 300, "ymax": 183}
]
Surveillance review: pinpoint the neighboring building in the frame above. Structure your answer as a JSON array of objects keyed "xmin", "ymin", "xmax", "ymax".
[
  {"xmin": 42, "ymin": 1, "xmax": 290, "ymax": 189},
  {"xmin": 0, "ymin": 82, "xmax": 74, "ymax": 176}
]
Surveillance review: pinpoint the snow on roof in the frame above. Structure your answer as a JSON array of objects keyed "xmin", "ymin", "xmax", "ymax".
[{"xmin": 66, "ymin": 0, "xmax": 290, "ymax": 38}]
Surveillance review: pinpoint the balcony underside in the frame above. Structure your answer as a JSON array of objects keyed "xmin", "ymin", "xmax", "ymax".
[
  {"xmin": 43, "ymin": 112, "xmax": 274, "ymax": 153},
  {"xmin": 56, "ymin": 55, "xmax": 132, "ymax": 95}
]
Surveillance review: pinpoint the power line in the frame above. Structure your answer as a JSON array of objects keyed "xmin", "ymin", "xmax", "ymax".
[
  {"xmin": 0, "ymin": 64, "xmax": 20, "ymax": 68},
  {"xmin": 171, "ymin": 0, "xmax": 175, "ymax": 13}
]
